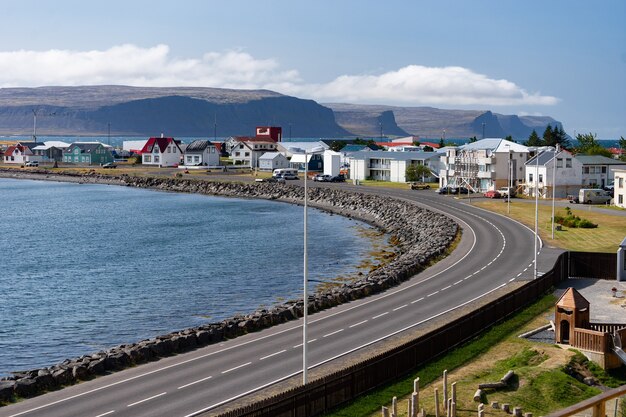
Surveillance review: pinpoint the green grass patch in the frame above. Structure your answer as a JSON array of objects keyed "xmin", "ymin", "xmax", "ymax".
[{"xmin": 323, "ymin": 294, "xmax": 556, "ymax": 417}]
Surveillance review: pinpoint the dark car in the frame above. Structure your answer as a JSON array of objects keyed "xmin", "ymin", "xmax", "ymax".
[
  {"xmin": 437, "ymin": 186, "xmax": 458, "ymax": 194},
  {"xmin": 102, "ymin": 162, "xmax": 117, "ymax": 169},
  {"xmin": 457, "ymin": 187, "xmax": 472, "ymax": 194},
  {"xmin": 330, "ymin": 174, "xmax": 345, "ymax": 182}
]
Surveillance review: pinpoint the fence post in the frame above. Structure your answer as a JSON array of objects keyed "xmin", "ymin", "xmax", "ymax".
[
  {"xmin": 443, "ymin": 370, "xmax": 448, "ymax": 411},
  {"xmin": 434, "ymin": 388, "xmax": 440, "ymax": 417},
  {"xmin": 382, "ymin": 406, "xmax": 390, "ymax": 417}
]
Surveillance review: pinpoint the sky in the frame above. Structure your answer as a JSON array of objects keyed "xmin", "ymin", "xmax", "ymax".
[{"xmin": 0, "ymin": 0, "xmax": 624, "ymax": 139}]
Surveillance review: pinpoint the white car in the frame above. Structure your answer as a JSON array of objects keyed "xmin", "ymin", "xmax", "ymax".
[{"xmin": 25, "ymin": 161, "xmax": 39, "ymax": 167}]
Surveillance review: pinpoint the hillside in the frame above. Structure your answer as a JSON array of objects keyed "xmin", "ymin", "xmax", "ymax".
[
  {"xmin": 325, "ymin": 103, "xmax": 564, "ymax": 141},
  {"xmin": 0, "ymin": 86, "xmax": 565, "ymax": 140},
  {"xmin": 0, "ymin": 86, "xmax": 351, "ymax": 137}
]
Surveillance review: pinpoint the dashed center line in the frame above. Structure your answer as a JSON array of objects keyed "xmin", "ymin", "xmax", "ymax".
[
  {"xmin": 441, "ymin": 285, "xmax": 451, "ymax": 291},
  {"xmin": 323, "ymin": 329, "xmax": 344, "ymax": 338},
  {"xmin": 259, "ymin": 350, "xmax": 287, "ymax": 361},
  {"xmin": 178, "ymin": 375, "xmax": 213, "ymax": 389},
  {"xmin": 222, "ymin": 362, "xmax": 252, "ymax": 374},
  {"xmin": 94, "ymin": 411, "xmax": 115, "ymax": 417},
  {"xmin": 453, "ymin": 280, "xmax": 463, "ymax": 286},
  {"xmin": 127, "ymin": 392, "xmax": 167, "ymax": 407},
  {"xmin": 393, "ymin": 304, "xmax": 408, "ymax": 311},
  {"xmin": 411, "ymin": 297, "xmax": 424, "ymax": 304},
  {"xmin": 427, "ymin": 291, "xmax": 439, "ymax": 297},
  {"xmin": 372, "ymin": 312, "xmax": 389, "ymax": 319},
  {"xmin": 349, "ymin": 320, "xmax": 368, "ymax": 328},
  {"xmin": 308, "ymin": 338, "xmax": 317, "ymax": 343}
]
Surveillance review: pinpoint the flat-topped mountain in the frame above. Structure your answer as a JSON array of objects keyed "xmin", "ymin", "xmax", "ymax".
[{"xmin": 0, "ymin": 86, "xmax": 564, "ymax": 140}]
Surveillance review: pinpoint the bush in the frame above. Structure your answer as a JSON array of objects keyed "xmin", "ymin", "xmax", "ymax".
[{"xmin": 553, "ymin": 208, "xmax": 598, "ymax": 229}]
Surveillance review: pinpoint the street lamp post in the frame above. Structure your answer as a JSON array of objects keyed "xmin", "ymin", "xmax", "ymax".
[
  {"xmin": 288, "ymin": 145, "xmax": 325, "ymax": 385},
  {"xmin": 551, "ymin": 145, "xmax": 560, "ymax": 239},
  {"xmin": 32, "ymin": 109, "xmax": 38, "ymax": 142},
  {"xmin": 505, "ymin": 145, "xmax": 511, "ymax": 214},
  {"xmin": 534, "ymin": 147, "xmax": 540, "ymax": 279}
]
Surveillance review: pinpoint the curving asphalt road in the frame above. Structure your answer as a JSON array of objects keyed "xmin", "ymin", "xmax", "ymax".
[{"xmin": 0, "ymin": 186, "xmax": 542, "ymax": 417}]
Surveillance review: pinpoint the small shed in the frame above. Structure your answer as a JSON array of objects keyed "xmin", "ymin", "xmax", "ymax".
[{"xmin": 555, "ymin": 287, "xmax": 590, "ymax": 344}]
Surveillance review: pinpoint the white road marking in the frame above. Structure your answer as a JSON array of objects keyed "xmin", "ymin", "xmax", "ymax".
[
  {"xmin": 427, "ymin": 291, "xmax": 439, "ymax": 297},
  {"xmin": 509, "ymin": 278, "xmax": 516, "ymax": 282},
  {"xmin": 259, "ymin": 350, "xmax": 286, "ymax": 361},
  {"xmin": 349, "ymin": 320, "xmax": 368, "ymax": 328},
  {"xmin": 323, "ymin": 329, "xmax": 344, "ymax": 338},
  {"xmin": 293, "ymin": 343, "xmax": 303, "ymax": 348},
  {"xmin": 94, "ymin": 412, "xmax": 115, "ymax": 417},
  {"xmin": 393, "ymin": 304, "xmax": 408, "ymax": 311},
  {"xmin": 454, "ymin": 280, "xmax": 463, "ymax": 286},
  {"xmin": 222, "ymin": 362, "xmax": 252, "ymax": 374},
  {"xmin": 517, "ymin": 272, "xmax": 522, "ymax": 277},
  {"xmin": 178, "ymin": 375, "xmax": 213, "ymax": 390},
  {"xmin": 441, "ymin": 285, "xmax": 451, "ymax": 291},
  {"xmin": 127, "ymin": 392, "xmax": 167, "ymax": 407},
  {"xmin": 372, "ymin": 312, "xmax": 389, "ymax": 319},
  {"xmin": 410, "ymin": 297, "xmax": 424, "ymax": 304},
  {"xmin": 308, "ymin": 338, "xmax": 317, "ymax": 343}
]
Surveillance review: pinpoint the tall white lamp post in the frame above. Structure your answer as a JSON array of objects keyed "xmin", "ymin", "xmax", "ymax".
[
  {"xmin": 551, "ymin": 144, "xmax": 560, "ymax": 239},
  {"xmin": 505, "ymin": 144, "xmax": 511, "ymax": 214},
  {"xmin": 534, "ymin": 147, "xmax": 540, "ymax": 279},
  {"xmin": 288, "ymin": 145, "xmax": 325, "ymax": 385}
]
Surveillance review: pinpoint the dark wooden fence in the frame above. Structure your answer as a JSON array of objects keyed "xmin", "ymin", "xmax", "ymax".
[
  {"xmin": 214, "ymin": 252, "xmax": 568, "ymax": 417},
  {"xmin": 568, "ymin": 251, "xmax": 617, "ymax": 279}
]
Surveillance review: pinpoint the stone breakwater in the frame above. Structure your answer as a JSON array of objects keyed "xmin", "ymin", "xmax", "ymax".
[{"xmin": 0, "ymin": 171, "xmax": 458, "ymax": 403}]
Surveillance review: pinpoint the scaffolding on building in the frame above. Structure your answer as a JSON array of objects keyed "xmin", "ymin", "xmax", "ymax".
[{"xmin": 450, "ymin": 149, "xmax": 480, "ymax": 192}]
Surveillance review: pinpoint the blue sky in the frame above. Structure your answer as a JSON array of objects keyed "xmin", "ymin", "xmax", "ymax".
[{"xmin": 0, "ymin": 0, "xmax": 624, "ymax": 138}]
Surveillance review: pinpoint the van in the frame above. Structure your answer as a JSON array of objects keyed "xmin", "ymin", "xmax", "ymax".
[
  {"xmin": 578, "ymin": 188, "xmax": 611, "ymax": 205},
  {"xmin": 273, "ymin": 168, "xmax": 299, "ymax": 180}
]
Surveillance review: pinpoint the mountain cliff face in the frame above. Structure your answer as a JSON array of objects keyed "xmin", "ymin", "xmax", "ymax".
[
  {"xmin": 325, "ymin": 103, "xmax": 563, "ymax": 140},
  {"xmin": 0, "ymin": 86, "xmax": 351, "ymax": 137},
  {"xmin": 0, "ymin": 86, "xmax": 564, "ymax": 140}
]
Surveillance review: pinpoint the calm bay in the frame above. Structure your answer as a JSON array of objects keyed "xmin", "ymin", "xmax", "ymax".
[{"xmin": 0, "ymin": 178, "xmax": 381, "ymax": 376}]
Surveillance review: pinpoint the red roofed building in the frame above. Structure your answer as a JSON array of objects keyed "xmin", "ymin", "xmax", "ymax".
[{"xmin": 141, "ymin": 137, "xmax": 183, "ymax": 167}]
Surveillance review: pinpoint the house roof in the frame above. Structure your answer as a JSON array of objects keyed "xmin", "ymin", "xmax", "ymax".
[
  {"xmin": 575, "ymin": 155, "xmax": 626, "ymax": 166},
  {"xmin": 259, "ymin": 152, "xmax": 284, "ymax": 160},
  {"xmin": 185, "ymin": 140, "xmax": 213, "ymax": 152},
  {"xmin": 67, "ymin": 142, "xmax": 105, "ymax": 153},
  {"xmin": 17, "ymin": 142, "xmax": 40, "ymax": 151},
  {"xmin": 140, "ymin": 137, "xmax": 179, "ymax": 154},
  {"xmin": 556, "ymin": 287, "xmax": 589, "ymax": 309},
  {"xmin": 349, "ymin": 150, "xmax": 440, "ymax": 161},
  {"xmin": 525, "ymin": 149, "xmax": 574, "ymax": 166},
  {"xmin": 33, "ymin": 141, "xmax": 71, "ymax": 151},
  {"xmin": 461, "ymin": 138, "xmax": 529, "ymax": 153}
]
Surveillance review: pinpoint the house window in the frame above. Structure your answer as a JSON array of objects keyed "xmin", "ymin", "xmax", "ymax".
[
  {"xmin": 619, "ymin": 178, "xmax": 624, "ymax": 188},
  {"xmin": 619, "ymin": 195, "xmax": 623, "ymax": 205},
  {"xmin": 556, "ymin": 158, "xmax": 563, "ymax": 168},
  {"xmin": 245, "ymin": 152, "xmax": 250, "ymax": 157},
  {"xmin": 602, "ymin": 167, "xmax": 606, "ymax": 173},
  {"xmin": 194, "ymin": 155, "xmax": 200, "ymax": 163},
  {"xmin": 565, "ymin": 158, "xmax": 572, "ymax": 168},
  {"xmin": 235, "ymin": 152, "xmax": 240, "ymax": 157},
  {"xmin": 153, "ymin": 146, "xmax": 158, "ymax": 154},
  {"xmin": 239, "ymin": 144, "xmax": 244, "ymax": 149},
  {"xmin": 210, "ymin": 147, "xmax": 215, "ymax": 153},
  {"xmin": 173, "ymin": 147, "xmax": 176, "ymax": 153},
  {"xmin": 154, "ymin": 155, "xmax": 160, "ymax": 163},
  {"xmin": 529, "ymin": 173, "xmax": 533, "ymax": 182},
  {"xmin": 145, "ymin": 155, "xmax": 152, "ymax": 162},
  {"xmin": 187, "ymin": 156, "xmax": 192, "ymax": 164},
  {"xmin": 167, "ymin": 147, "xmax": 171, "ymax": 153},
  {"xmin": 539, "ymin": 174, "xmax": 543, "ymax": 183},
  {"xmin": 583, "ymin": 167, "xmax": 589, "ymax": 174}
]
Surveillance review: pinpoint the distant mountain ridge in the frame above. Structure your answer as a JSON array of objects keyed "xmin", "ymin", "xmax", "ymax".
[
  {"xmin": 0, "ymin": 86, "xmax": 564, "ymax": 140},
  {"xmin": 324, "ymin": 103, "xmax": 564, "ymax": 140}
]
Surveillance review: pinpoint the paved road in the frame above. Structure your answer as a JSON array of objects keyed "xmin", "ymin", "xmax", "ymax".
[{"xmin": 0, "ymin": 187, "xmax": 542, "ymax": 417}]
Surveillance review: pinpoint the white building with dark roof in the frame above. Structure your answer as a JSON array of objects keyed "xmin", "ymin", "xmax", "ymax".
[
  {"xmin": 575, "ymin": 155, "xmax": 626, "ymax": 189},
  {"xmin": 258, "ymin": 152, "xmax": 289, "ymax": 171},
  {"xmin": 183, "ymin": 140, "xmax": 219, "ymax": 167},
  {"xmin": 524, "ymin": 149, "xmax": 582, "ymax": 198},
  {"xmin": 349, "ymin": 150, "xmax": 440, "ymax": 183}
]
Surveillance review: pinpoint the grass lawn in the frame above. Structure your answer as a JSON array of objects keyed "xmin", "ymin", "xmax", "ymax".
[
  {"xmin": 472, "ymin": 199, "xmax": 626, "ymax": 253},
  {"xmin": 325, "ymin": 295, "xmax": 626, "ymax": 417}
]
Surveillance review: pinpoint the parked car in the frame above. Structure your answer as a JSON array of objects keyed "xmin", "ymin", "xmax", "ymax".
[
  {"xmin": 437, "ymin": 186, "xmax": 458, "ymax": 195},
  {"xmin": 498, "ymin": 187, "xmax": 516, "ymax": 198},
  {"xmin": 578, "ymin": 188, "xmax": 611, "ymax": 204},
  {"xmin": 457, "ymin": 187, "xmax": 472, "ymax": 194},
  {"xmin": 483, "ymin": 190, "xmax": 501, "ymax": 198},
  {"xmin": 282, "ymin": 173, "xmax": 299, "ymax": 180},
  {"xmin": 102, "ymin": 162, "xmax": 117, "ymax": 169},
  {"xmin": 330, "ymin": 174, "xmax": 345, "ymax": 182},
  {"xmin": 314, "ymin": 174, "xmax": 332, "ymax": 182},
  {"xmin": 24, "ymin": 161, "xmax": 39, "ymax": 167},
  {"xmin": 409, "ymin": 182, "xmax": 430, "ymax": 190}
]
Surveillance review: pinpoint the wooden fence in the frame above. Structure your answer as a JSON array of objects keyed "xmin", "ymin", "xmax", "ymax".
[
  {"xmin": 214, "ymin": 253, "xmax": 567, "ymax": 417},
  {"xmin": 572, "ymin": 328, "xmax": 610, "ymax": 353},
  {"xmin": 569, "ymin": 251, "xmax": 617, "ymax": 279}
]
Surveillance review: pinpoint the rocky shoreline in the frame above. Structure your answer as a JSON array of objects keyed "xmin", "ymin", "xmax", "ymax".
[{"xmin": 0, "ymin": 169, "xmax": 458, "ymax": 403}]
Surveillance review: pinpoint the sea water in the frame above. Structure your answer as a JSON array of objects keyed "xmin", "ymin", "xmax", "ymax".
[{"xmin": 0, "ymin": 178, "xmax": 380, "ymax": 376}]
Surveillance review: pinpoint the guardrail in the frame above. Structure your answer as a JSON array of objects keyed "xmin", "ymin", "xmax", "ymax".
[
  {"xmin": 214, "ymin": 253, "xmax": 567, "ymax": 417},
  {"xmin": 544, "ymin": 384, "xmax": 626, "ymax": 417}
]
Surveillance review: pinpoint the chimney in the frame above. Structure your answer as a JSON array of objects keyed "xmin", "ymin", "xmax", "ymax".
[{"xmin": 161, "ymin": 133, "xmax": 164, "ymax": 138}]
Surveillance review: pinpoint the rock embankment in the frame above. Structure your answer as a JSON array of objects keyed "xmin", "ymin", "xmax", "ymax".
[{"xmin": 0, "ymin": 172, "xmax": 458, "ymax": 404}]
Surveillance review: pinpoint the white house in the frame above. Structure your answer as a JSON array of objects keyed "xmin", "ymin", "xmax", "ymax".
[
  {"xmin": 349, "ymin": 151, "xmax": 440, "ymax": 183},
  {"xmin": 440, "ymin": 138, "xmax": 529, "ymax": 192},
  {"xmin": 183, "ymin": 140, "xmax": 219, "ymax": 167},
  {"xmin": 140, "ymin": 137, "xmax": 183, "ymax": 167},
  {"xmin": 230, "ymin": 139, "xmax": 278, "ymax": 167},
  {"xmin": 575, "ymin": 155, "xmax": 626, "ymax": 189},
  {"xmin": 258, "ymin": 152, "xmax": 289, "ymax": 171},
  {"xmin": 614, "ymin": 169, "xmax": 626, "ymax": 208},
  {"xmin": 524, "ymin": 149, "xmax": 582, "ymax": 198}
]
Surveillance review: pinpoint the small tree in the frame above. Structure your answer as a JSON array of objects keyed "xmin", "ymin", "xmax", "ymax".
[
  {"xmin": 416, "ymin": 164, "xmax": 432, "ymax": 182},
  {"xmin": 405, "ymin": 163, "xmax": 419, "ymax": 182},
  {"xmin": 423, "ymin": 145, "xmax": 434, "ymax": 152},
  {"xmin": 525, "ymin": 129, "xmax": 543, "ymax": 146},
  {"xmin": 576, "ymin": 132, "xmax": 611, "ymax": 157}
]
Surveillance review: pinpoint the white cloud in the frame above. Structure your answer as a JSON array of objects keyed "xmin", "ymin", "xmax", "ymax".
[{"xmin": 0, "ymin": 45, "xmax": 558, "ymax": 106}]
